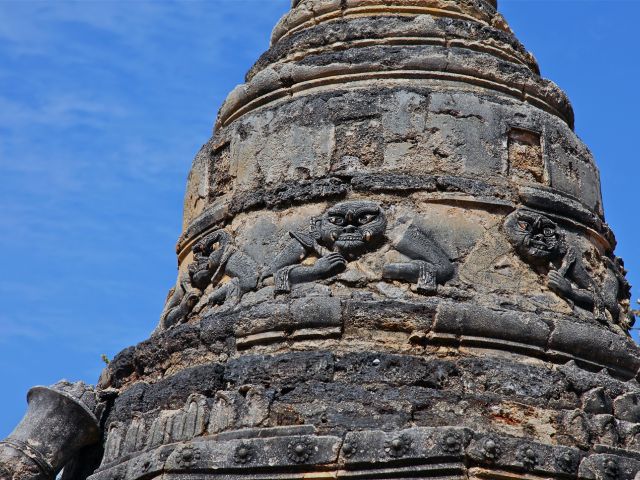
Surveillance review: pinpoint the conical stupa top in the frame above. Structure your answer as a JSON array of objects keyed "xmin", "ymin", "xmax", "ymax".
[{"xmin": 214, "ymin": 0, "xmax": 571, "ymax": 134}]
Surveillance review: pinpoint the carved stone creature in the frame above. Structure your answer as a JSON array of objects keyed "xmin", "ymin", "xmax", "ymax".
[
  {"xmin": 504, "ymin": 209, "xmax": 630, "ymax": 325},
  {"xmin": 268, "ymin": 200, "xmax": 454, "ymax": 294},
  {"xmin": 503, "ymin": 209, "xmax": 566, "ymax": 267},
  {"xmin": 602, "ymin": 257, "xmax": 634, "ymax": 329},
  {"xmin": 159, "ymin": 230, "xmax": 258, "ymax": 330},
  {"xmin": 383, "ymin": 223, "xmax": 455, "ymax": 295},
  {"xmin": 268, "ymin": 201, "xmax": 387, "ymax": 293}
]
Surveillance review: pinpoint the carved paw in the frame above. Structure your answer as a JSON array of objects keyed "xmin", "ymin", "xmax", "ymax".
[
  {"xmin": 382, "ymin": 262, "xmax": 419, "ymax": 282},
  {"xmin": 314, "ymin": 252, "xmax": 347, "ymax": 276},
  {"xmin": 548, "ymin": 270, "xmax": 572, "ymax": 297}
]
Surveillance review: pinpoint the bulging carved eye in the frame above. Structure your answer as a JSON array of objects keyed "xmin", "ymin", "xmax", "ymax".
[
  {"xmin": 518, "ymin": 221, "xmax": 532, "ymax": 232},
  {"xmin": 358, "ymin": 213, "xmax": 377, "ymax": 225},
  {"xmin": 543, "ymin": 227, "xmax": 555, "ymax": 236},
  {"xmin": 328, "ymin": 216, "xmax": 344, "ymax": 226}
]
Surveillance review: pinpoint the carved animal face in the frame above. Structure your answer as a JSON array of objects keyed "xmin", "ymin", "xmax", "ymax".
[
  {"xmin": 504, "ymin": 210, "xmax": 564, "ymax": 266},
  {"xmin": 189, "ymin": 230, "xmax": 232, "ymax": 287},
  {"xmin": 193, "ymin": 231, "xmax": 230, "ymax": 255},
  {"xmin": 313, "ymin": 201, "xmax": 387, "ymax": 258}
]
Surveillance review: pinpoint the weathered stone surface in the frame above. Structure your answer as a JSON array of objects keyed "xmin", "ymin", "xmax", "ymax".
[{"xmin": 3, "ymin": 1, "xmax": 638, "ymax": 479}]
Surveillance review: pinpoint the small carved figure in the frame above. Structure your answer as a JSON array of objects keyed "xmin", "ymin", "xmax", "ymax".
[
  {"xmin": 267, "ymin": 201, "xmax": 387, "ymax": 293},
  {"xmin": 159, "ymin": 230, "xmax": 258, "ymax": 330},
  {"xmin": 504, "ymin": 210, "xmax": 600, "ymax": 312},
  {"xmin": 546, "ymin": 247, "xmax": 604, "ymax": 317},
  {"xmin": 504, "ymin": 209, "xmax": 631, "ymax": 325},
  {"xmin": 159, "ymin": 273, "xmax": 201, "ymax": 331},
  {"xmin": 268, "ymin": 201, "xmax": 454, "ymax": 294},
  {"xmin": 503, "ymin": 209, "xmax": 565, "ymax": 267},
  {"xmin": 602, "ymin": 257, "xmax": 633, "ymax": 328},
  {"xmin": 382, "ymin": 224, "xmax": 455, "ymax": 295}
]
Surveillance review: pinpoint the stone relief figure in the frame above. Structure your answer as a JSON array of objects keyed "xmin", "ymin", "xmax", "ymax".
[
  {"xmin": 602, "ymin": 257, "xmax": 634, "ymax": 329},
  {"xmin": 159, "ymin": 230, "xmax": 258, "ymax": 330},
  {"xmin": 504, "ymin": 209, "xmax": 630, "ymax": 325},
  {"xmin": 158, "ymin": 201, "xmax": 461, "ymax": 328},
  {"xmin": 503, "ymin": 209, "xmax": 567, "ymax": 268},
  {"xmin": 266, "ymin": 200, "xmax": 454, "ymax": 294},
  {"xmin": 267, "ymin": 200, "xmax": 387, "ymax": 293},
  {"xmin": 382, "ymin": 223, "xmax": 455, "ymax": 295}
]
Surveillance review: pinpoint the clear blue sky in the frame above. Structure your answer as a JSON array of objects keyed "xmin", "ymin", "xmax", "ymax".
[{"xmin": 0, "ymin": 1, "xmax": 638, "ymax": 437}]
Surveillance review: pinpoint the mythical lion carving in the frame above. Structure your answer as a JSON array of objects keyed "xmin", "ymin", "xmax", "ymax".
[
  {"xmin": 267, "ymin": 200, "xmax": 454, "ymax": 294},
  {"xmin": 504, "ymin": 209, "xmax": 631, "ymax": 326},
  {"xmin": 158, "ymin": 201, "xmax": 460, "ymax": 330},
  {"xmin": 158, "ymin": 230, "xmax": 258, "ymax": 330},
  {"xmin": 266, "ymin": 201, "xmax": 387, "ymax": 293}
]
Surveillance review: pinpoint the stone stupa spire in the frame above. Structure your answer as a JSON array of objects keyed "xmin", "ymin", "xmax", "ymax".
[{"xmin": 2, "ymin": 1, "xmax": 640, "ymax": 479}]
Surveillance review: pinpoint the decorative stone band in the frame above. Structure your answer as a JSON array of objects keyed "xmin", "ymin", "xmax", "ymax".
[
  {"xmin": 87, "ymin": 426, "xmax": 640, "ymax": 480},
  {"xmin": 176, "ymin": 178, "xmax": 612, "ymax": 265},
  {"xmin": 249, "ymin": 15, "xmax": 540, "ymax": 82},
  {"xmin": 277, "ymin": 0, "xmax": 502, "ymax": 45},
  {"xmin": 0, "ymin": 439, "xmax": 55, "ymax": 479},
  {"xmin": 216, "ymin": 51, "xmax": 573, "ymax": 130},
  {"xmin": 274, "ymin": 265, "xmax": 297, "ymax": 294},
  {"xmin": 430, "ymin": 302, "xmax": 640, "ymax": 379},
  {"xmin": 218, "ymin": 297, "xmax": 640, "ymax": 379}
]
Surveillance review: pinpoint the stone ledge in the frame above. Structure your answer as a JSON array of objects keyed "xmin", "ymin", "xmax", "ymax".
[
  {"xmin": 87, "ymin": 427, "xmax": 640, "ymax": 480},
  {"xmin": 216, "ymin": 52, "xmax": 573, "ymax": 130},
  {"xmin": 249, "ymin": 15, "xmax": 537, "ymax": 82}
]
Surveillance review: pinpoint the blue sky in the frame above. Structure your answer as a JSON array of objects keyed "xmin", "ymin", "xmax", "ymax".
[{"xmin": 0, "ymin": 1, "xmax": 638, "ymax": 437}]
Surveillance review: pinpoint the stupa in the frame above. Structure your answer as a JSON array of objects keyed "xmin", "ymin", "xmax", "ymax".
[{"xmin": 2, "ymin": 0, "xmax": 640, "ymax": 479}]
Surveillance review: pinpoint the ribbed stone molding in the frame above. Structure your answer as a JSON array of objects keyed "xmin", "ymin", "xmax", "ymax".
[{"xmin": 216, "ymin": 0, "xmax": 572, "ymax": 131}]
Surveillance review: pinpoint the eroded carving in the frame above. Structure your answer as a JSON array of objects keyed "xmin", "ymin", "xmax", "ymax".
[
  {"xmin": 269, "ymin": 200, "xmax": 453, "ymax": 294},
  {"xmin": 175, "ymin": 443, "xmax": 201, "ymax": 468},
  {"xmin": 233, "ymin": 443, "xmax": 254, "ymax": 464},
  {"xmin": 517, "ymin": 445, "xmax": 538, "ymax": 471},
  {"xmin": 287, "ymin": 438, "xmax": 315, "ymax": 464},
  {"xmin": 269, "ymin": 201, "xmax": 386, "ymax": 293},
  {"xmin": 383, "ymin": 223, "xmax": 454, "ymax": 295},
  {"xmin": 504, "ymin": 209, "xmax": 631, "ymax": 325},
  {"xmin": 556, "ymin": 450, "xmax": 579, "ymax": 474},
  {"xmin": 341, "ymin": 439, "xmax": 358, "ymax": 458},
  {"xmin": 384, "ymin": 434, "xmax": 411, "ymax": 458},
  {"xmin": 442, "ymin": 432, "xmax": 463, "ymax": 454},
  {"xmin": 504, "ymin": 209, "xmax": 565, "ymax": 267},
  {"xmin": 481, "ymin": 437, "xmax": 501, "ymax": 462},
  {"xmin": 603, "ymin": 458, "xmax": 620, "ymax": 479},
  {"xmin": 159, "ymin": 230, "xmax": 259, "ymax": 330},
  {"xmin": 159, "ymin": 202, "xmax": 459, "ymax": 327}
]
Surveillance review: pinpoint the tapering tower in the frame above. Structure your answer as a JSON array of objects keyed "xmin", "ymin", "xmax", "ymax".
[{"xmin": 3, "ymin": 1, "xmax": 640, "ymax": 479}]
